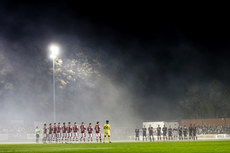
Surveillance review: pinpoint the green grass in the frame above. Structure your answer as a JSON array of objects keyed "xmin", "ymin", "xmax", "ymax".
[{"xmin": 1, "ymin": 141, "xmax": 230, "ymax": 153}]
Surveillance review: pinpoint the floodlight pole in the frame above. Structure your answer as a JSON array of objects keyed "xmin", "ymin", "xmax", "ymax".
[
  {"xmin": 53, "ymin": 57, "xmax": 56, "ymax": 123},
  {"xmin": 49, "ymin": 44, "xmax": 59, "ymax": 123}
]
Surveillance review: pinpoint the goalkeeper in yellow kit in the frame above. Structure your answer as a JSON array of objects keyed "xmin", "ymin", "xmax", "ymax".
[{"xmin": 103, "ymin": 120, "xmax": 111, "ymax": 143}]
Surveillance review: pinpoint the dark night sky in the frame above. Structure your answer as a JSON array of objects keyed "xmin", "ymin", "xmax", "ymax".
[{"xmin": 1, "ymin": 1, "xmax": 230, "ymax": 121}]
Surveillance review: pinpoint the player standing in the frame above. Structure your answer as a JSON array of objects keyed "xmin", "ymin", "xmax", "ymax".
[
  {"xmin": 48, "ymin": 123, "xmax": 53, "ymax": 143},
  {"xmin": 148, "ymin": 125, "xmax": 154, "ymax": 142},
  {"xmin": 173, "ymin": 124, "xmax": 178, "ymax": 140},
  {"xmin": 67, "ymin": 122, "xmax": 72, "ymax": 143},
  {"xmin": 87, "ymin": 123, "xmax": 93, "ymax": 142},
  {"xmin": 142, "ymin": 125, "xmax": 147, "ymax": 141},
  {"xmin": 95, "ymin": 121, "xmax": 101, "ymax": 142},
  {"xmin": 157, "ymin": 125, "xmax": 161, "ymax": 141},
  {"xmin": 42, "ymin": 123, "xmax": 47, "ymax": 144},
  {"xmin": 192, "ymin": 124, "xmax": 197, "ymax": 140},
  {"xmin": 162, "ymin": 125, "xmax": 167, "ymax": 141},
  {"xmin": 183, "ymin": 125, "xmax": 188, "ymax": 140},
  {"xmin": 135, "ymin": 127, "xmax": 139, "ymax": 141},
  {"xmin": 168, "ymin": 125, "xmax": 172, "ymax": 140},
  {"xmin": 73, "ymin": 122, "xmax": 79, "ymax": 143},
  {"xmin": 62, "ymin": 122, "xmax": 67, "ymax": 143},
  {"xmin": 80, "ymin": 122, "xmax": 86, "ymax": 142},
  {"xmin": 103, "ymin": 120, "xmax": 111, "ymax": 143},
  {"xmin": 178, "ymin": 126, "xmax": 183, "ymax": 140},
  {"xmin": 57, "ymin": 122, "xmax": 61, "ymax": 143},
  {"xmin": 53, "ymin": 123, "xmax": 57, "ymax": 143},
  {"xmin": 35, "ymin": 126, "xmax": 40, "ymax": 144},
  {"xmin": 189, "ymin": 124, "xmax": 193, "ymax": 140}
]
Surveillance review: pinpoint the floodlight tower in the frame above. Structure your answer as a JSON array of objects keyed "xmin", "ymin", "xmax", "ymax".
[{"xmin": 49, "ymin": 44, "xmax": 59, "ymax": 122}]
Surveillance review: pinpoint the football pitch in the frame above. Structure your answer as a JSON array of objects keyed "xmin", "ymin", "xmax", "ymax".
[{"xmin": 1, "ymin": 141, "xmax": 230, "ymax": 153}]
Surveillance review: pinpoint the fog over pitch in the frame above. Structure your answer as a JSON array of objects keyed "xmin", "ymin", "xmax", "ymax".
[{"xmin": 0, "ymin": 1, "xmax": 230, "ymax": 129}]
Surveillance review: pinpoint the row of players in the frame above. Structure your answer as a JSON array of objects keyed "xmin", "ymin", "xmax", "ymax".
[
  {"xmin": 135, "ymin": 124, "xmax": 198, "ymax": 141},
  {"xmin": 43, "ymin": 121, "xmax": 105, "ymax": 143}
]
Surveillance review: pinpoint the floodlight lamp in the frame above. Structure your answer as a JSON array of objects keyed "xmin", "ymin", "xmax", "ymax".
[{"xmin": 49, "ymin": 44, "xmax": 59, "ymax": 56}]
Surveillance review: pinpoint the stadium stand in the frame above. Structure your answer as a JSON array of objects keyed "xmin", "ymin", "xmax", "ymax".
[
  {"xmin": 181, "ymin": 118, "xmax": 229, "ymax": 127},
  {"xmin": 181, "ymin": 118, "xmax": 230, "ymax": 134}
]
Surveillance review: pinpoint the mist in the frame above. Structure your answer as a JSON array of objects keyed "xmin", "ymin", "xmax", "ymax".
[
  {"xmin": 1, "ymin": 1, "xmax": 230, "ymax": 141},
  {"xmin": 1, "ymin": 34, "xmax": 229, "ymax": 129},
  {"xmin": 0, "ymin": 37, "xmax": 147, "ymax": 140}
]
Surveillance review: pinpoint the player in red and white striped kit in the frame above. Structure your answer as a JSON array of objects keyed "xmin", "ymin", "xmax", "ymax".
[
  {"xmin": 80, "ymin": 122, "xmax": 86, "ymax": 142},
  {"xmin": 48, "ymin": 123, "xmax": 53, "ymax": 143},
  {"xmin": 95, "ymin": 121, "xmax": 101, "ymax": 142},
  {"xmin": 42, "ymin": 123, "xmax": 47, "ymax": 144},
  {"xmin": 67, "ymin": 122, "xmax": 72, "ymax": 143},
  {"xmin": 73, "ymin": 122, "xmax": 79, "ymax": 143},
  {"xmin": 87, "ymin": 123, "xmax": 93, "ymax": 142},
  {"xmin": 53, "ymin": 123, "xmax": 57, "ymax": 143},
  {"xmin": 57, "ymin": 122, "xmax": 61, "ymax": 143},
  {"xmin": 62, "ymin": 122, "xmax": 67, "ymax": 143}
]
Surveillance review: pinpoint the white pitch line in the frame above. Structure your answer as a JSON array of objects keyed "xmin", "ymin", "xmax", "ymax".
[
  {"xmin": 65, "ymin": 147, "xmax": 114, "ymax": 150},
  {"xmin": 0, "ymin": 147, "xmax": 114, "ymax": 152}
]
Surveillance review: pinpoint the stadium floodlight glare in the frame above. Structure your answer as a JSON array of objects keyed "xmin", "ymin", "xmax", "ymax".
[
  {"xmin": 49, "ymin": 54, "xmax": 57, "ymax": 59},
  {"xmin": 49, "ymin": 44, "xmax": 60, "ymax": 123},
  {"xmin": 49, "ymin": 44, "xmax": 59, "ymax": 59}
]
